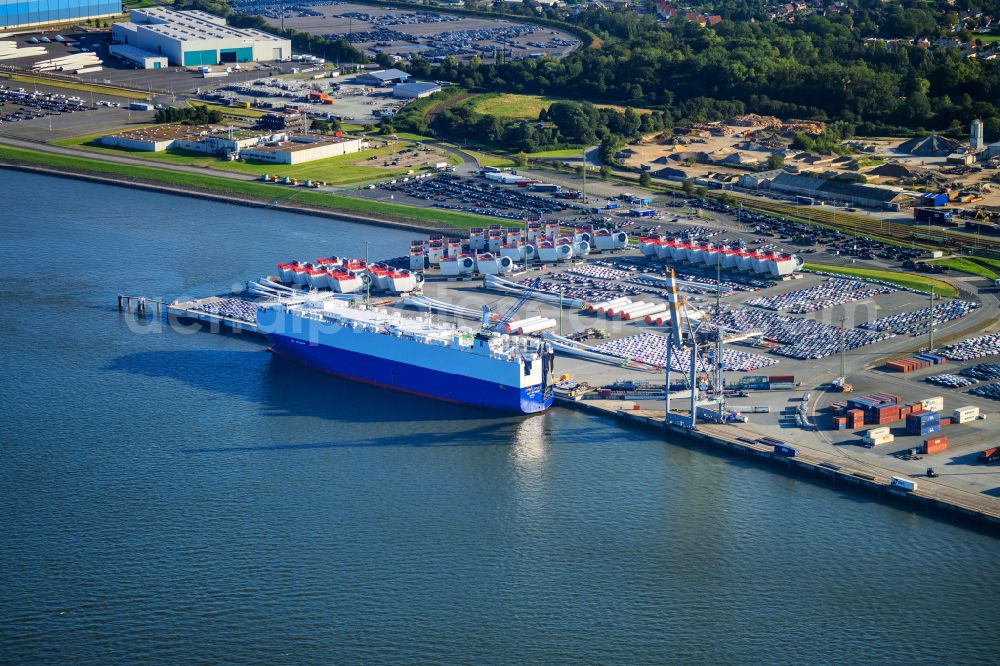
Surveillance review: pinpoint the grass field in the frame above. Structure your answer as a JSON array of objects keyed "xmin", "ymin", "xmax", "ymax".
[
  {"xmin": 462, "ymin": 149, "xmax": 515, "ymax": 168},
  {"xmin": 52, "ymin": 134, "xmax": 460, "ymax": 185},
  {"xmin": 527, "ymin": 148, "xmax": 586, "ymax": 159},
  {"xmin": 468, "ymin": 93, "xmax": 652, "ymax": 121},
  {"xmin": 0, "ymin": 144, "xmax": 496, "ymax": 228},
  {"xmin": 0, "ymin": 73, "xmax": 150, "ymax": 100},
  {"xmin": 930, "ymin": 256, "xmax": 1000, "ymax": 279},
  {"xmin": 804, "ymin": 262, "xmax": 959, "ymax": 298},
  {"xmin": 973, "ymin": 34, "xmax": 1000, "ymax": 43},
  {"xmin": 187, "ymin": 100, "xmax": 268, "ymax": 119}
]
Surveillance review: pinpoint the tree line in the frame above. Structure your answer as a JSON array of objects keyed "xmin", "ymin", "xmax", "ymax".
[{"xmin": 403, "ymin": 4, "xmax": 1000, "ymax": 140}]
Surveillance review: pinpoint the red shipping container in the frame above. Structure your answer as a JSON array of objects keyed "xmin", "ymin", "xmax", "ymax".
[
  {"xmin": 940, "ymin": 417, "xmax": 951, "ymax": 426},
  {"xmin": 924, "ymin": 436, "xmax": 948, "ymax": 455}
]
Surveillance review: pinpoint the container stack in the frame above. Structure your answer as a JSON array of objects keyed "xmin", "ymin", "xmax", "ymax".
[
  {"xmin": 833, "ymin": 415, "xmax": 848, "ymax": 430},
  {"xmin": 846, "ymin": 408, "xmax": 865, "ymax": 429},
  {"xmin": 846, "ymin": 393, "xmax": 902, "ymax": 425},
  {"xmin": 952, "ymin": 406, "xmax": 980, "ymax": 424},
  {"xmin": 923, "ymin": 435, "xmax": 949, "ymax": 455},
  {"xmin": 863, "ymin": 427, "xmax": 895, "ymax": 447},
  {"xmin": 884, "ymin": 353, "xmax": 947, "ymax": 372},
  {"xmin": 907, "ymin": 412, "xmax": 941, "ymax": 436}
]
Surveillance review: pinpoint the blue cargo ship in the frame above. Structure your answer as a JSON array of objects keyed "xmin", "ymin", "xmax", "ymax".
[{"xmin": 255, "ymin": 299, "xmax": 554, "ymax": 414}]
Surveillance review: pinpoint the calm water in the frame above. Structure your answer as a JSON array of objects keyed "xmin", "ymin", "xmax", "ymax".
[{"xmin": 1, "ymin": 172, "xmax": 997, "ymax": 664}]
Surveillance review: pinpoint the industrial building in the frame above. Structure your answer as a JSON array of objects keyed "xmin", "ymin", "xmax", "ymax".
[
  {"xmin": 1, "ymin": 0, "xmax": 121, "ymax": 30},
  {"xmin": 111, "ymin": 7, "xmax": 290, "ymax": 67},
  {"xmin": 108, "ymin": 43, "xmax": 167, "ymax": 70},
  {"xmin": 240, "ymin": 135, "xmax": 365, "ymax": 164},
  {"xmin": 391, "ymin": 81, "xmax": 441, "ymax": 99},
  {"xmin": 355, "ymin": 68, "xmax": 409, "ymax": 86},
  {"xmin": 767, "ymin": 172, "xmax": 911, "ymax": 210},
  {"xmin": 100, "ymin": 124, "xmax": 365, "ymax": 164}
]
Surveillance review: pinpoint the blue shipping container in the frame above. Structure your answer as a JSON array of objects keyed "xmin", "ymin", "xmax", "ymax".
[{"xmin": 773, "ymin": 444, "xmax": 798, "ymax": 457}]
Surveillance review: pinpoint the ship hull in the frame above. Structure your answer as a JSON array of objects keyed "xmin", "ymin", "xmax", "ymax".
[{"xmin": 268, "ymin": 333, "xmax": 553, "ymax": 414}]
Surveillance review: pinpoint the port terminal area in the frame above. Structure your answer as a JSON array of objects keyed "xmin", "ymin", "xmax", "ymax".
[{"xmin": 158, "ymin": 240, "xmax": 1000, "ymax": 529}]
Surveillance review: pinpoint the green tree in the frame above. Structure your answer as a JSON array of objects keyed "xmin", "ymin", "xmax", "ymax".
[
  {"xmin": 681, "ymin": 179, "xmax": 694, "ymax": 195},
  {"xmin": 638, "ymin": 171, "xmax": 652, "ymax": 187},
  {"xmin": 513, "ymin": 151, "xmax": 529, "ymax": 167},
  {"xmin": 766, "ymin": 153, "xmax": 785, "ymax": 170}
]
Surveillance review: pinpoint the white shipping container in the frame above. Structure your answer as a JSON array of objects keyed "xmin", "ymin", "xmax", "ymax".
[
  {"xmin": 866, "ymin": 434, "xmax": 895, "ymax": 446},
  {"xmin": 890, "ymin": 476, "xmax": 917, "ymax": 491},
  {"xmin": 864, "ymin": 427, "xmax": 890, "ymax": 441},
  {"xmin": 921, "ymin": 396, "xmax": 944, "ymax": 412},
  {"xmin": 952, "ymin": 406, "xmax": 980, "ymax": 423}
]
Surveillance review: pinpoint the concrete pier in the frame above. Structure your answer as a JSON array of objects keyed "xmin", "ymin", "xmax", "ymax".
[{"xmin": 556, "ymin": 394, "xmax": 1000, "ymax": 531}]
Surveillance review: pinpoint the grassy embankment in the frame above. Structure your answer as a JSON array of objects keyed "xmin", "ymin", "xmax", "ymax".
[
  {"xmin": 930, "ymin": 256, "xmax": 1000, "ymax": 280},
  {"xmin": 51, "ymin": 132, "xmax": 460, "ymax": 186},
  {"xmin": 469, "ymin": 93, "xmax": 652, "ymax": 120},
  {"xmin": 804, "ymin": 262, "xmax": 959, "ymax": 298},
  {"xmin": 0, "ymin": 144, "xmax": 494, "ymax": 229},
  {"xmin": 0, "ymin": 73, "xmax": 149, "ymax": 100}
]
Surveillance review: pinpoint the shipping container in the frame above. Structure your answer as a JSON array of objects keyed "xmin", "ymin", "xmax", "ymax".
[
  {"xmin": 921, "ymin": 396, "xmax": 944, "ymax": 412},
  {"xmin": 890, "ymin": 476, "xmax": 917, "ymax": 492},
  {"xmin": 979, "ymin": 447, "xmax": 1000, "ymax": 463},
  {"xmin": 773, "ymin": 444, "xmax": 798, "ymax": 457},
  {"xmin": 924, "ymin": 436, "xmax": 948, "ymax": 455},
  {"xmin": 952, "ymin": 406, "xmax": 980, "ymax": 423}
]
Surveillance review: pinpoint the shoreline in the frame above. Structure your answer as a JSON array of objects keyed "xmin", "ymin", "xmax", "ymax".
[
  {"xmin": 0, "ymin": 160, "xmax": 466, "ymax": 237},
  {"xmin": 14, "ymin": 161, "xmax": 1000, "ymax": 534}
]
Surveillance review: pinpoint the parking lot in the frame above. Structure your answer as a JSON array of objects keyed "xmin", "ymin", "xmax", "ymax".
[
  {"xmin": 209, "ymin": 73, "xmax": 407, "ymax": 123},
  {"xmin": 273, "ymin": 3, "xmax": 579, "ymax": 62}
]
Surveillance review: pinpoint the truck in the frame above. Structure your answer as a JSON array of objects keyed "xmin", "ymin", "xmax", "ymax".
[{"xmin": 889, "ymin": 476, "xmax": 917, "ymax": 492}]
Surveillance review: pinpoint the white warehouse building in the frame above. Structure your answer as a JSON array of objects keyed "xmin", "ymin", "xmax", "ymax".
[
  {"xmin": 240, "ymin": 136, "xmax": 366, "ymax": 164},
  {"xmin": 111, "ymin": 7, "xmax": 291, "ymax": 67}
]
